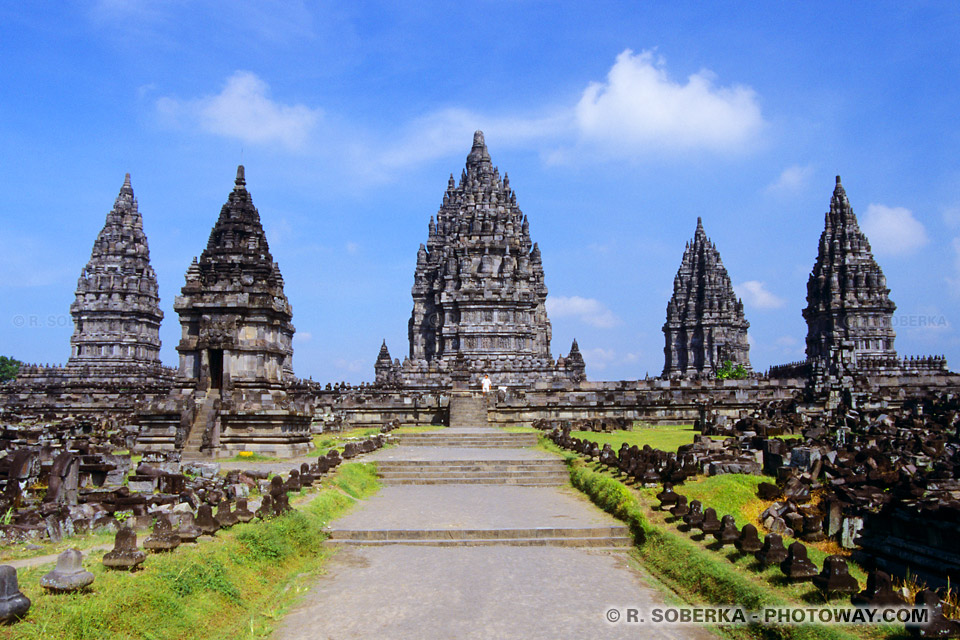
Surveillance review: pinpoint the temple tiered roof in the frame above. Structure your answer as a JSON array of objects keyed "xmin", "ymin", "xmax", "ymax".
[
  {"xmin": 390, "ymin": 131, "xmax": 582, "ymax": 387},
  {"xmin": 662, "ymin": 217, "xmax": 750, "ymax": 378},
  {"xmin": 803, "ymin": 176, "xmax": 897, "ymax": 366},
  {"xmin": 68, "ymin": 173, "xmax": 165, "ymax": 375}
]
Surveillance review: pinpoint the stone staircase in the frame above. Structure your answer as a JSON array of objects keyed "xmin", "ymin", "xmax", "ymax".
[
  {"xmin": 398, "ymin": 430, "xmax": 538, "ymax": 448},
  {"xmin": 182, "ymin": 390, "xmax": 219, "ymax": 457},
  {"xmin": 448, "ymin": 393, "xmax": 487, "ymax": 427},
  {"xmin": 327, "ymin": 525, "xmax": 632, "ymax": 548},
  {"xmin": 376, "ymin": 458, "xmax": 569, "ymax": 486}
]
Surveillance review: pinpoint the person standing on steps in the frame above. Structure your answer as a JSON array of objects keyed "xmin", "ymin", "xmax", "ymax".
[{"xmin": 481, "ymin": 374, "xmax": 491, "ymax": 395}]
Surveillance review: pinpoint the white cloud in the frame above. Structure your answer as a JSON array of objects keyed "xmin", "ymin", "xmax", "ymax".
[
  {"xmin": 736, "ymin": 281, "xmax": 785, "ymax": 309},
  {"xmin": 546, "ymin": 296, "xmax": 620, "ymax": 328},
  {"xmin": 574, "ymin": 49, "xmax": 764, "ymax": 154},
  {"xmin": 345, "ymin": 242, "xmax": 360, "ymax": 255},
  {"xmin": 294, "ymin": 332, "xmax": 313, "ymax": 342},
  {"xmin": 582, "ymin": 347, "xmax": 616, "ymax": 371},
  {"xmin": 367, "ymin": 107, "xmax": 568, "ymax": 171},
  {"xmin": 947, "ymin": 237, "xmax": 960, "ymax": 295},
  {"xmin": 157, "ymin": 71, "xmax": 320, "ymax": 150},
  {"xmin": 334, "ymin": 358, "xmax": 367, "ymax": 374},
  {"xmin": 943, "ymin": 207, "xmax": 960, "ymax": 229},
  {"xmin": 767, "ymin": 165, "xmax": 814, "ymax": 193},
  {"xmin": 861, "ymin": 204, "xmax": 929, "ymax": 256}
]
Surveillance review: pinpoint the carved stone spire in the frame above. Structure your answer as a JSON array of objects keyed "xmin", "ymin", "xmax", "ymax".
[
  {"xmin": 175, "ymin": 166, "xmax": 296, "ymax": 391},
  {"xmin": 803, "ymin": 176, "xmax": 897, "ymax": 372},
  {"xmin": 662, "ymin": 217, "xmax": 750, "ymax": 378},
  {"xmin": 68, "ymin": 173, "xmax": 164, "ymax": 377},
  {"xmin": 402, "ymin": 131, "xmax": 565, "ymax": 387}
]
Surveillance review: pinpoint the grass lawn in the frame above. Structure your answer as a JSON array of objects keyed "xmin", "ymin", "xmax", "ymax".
[
  {"xmin": 0, "ymin": 462, "xmax": 380, "ymax": 640},
  {"xmin": 571, "ymin": 423, "xmax": 725, "ymax": 453},
  {"xmin": 559, "ymin": 454, "xmax": 897, "ymax": 640}
]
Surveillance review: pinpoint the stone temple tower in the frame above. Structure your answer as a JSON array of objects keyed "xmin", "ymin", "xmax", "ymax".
[
  {"xmin": 390, "ymin": 131, "xmax": 582, "ymax": 387},
  {"xmin": 67, "ymin": 173, "xmax": 166, "ymax": 383},
  {"xmin": 174, "ymin": 165, "xmax": 295, "ymax": 394},
  {"xmin": 803, "ymin": 176, "xmax": 898, "ymax": 374},
  {"xmin": 141, "ymin": 166, "xmax": 311, "ymax": 457},
  {"xmin": 662, "ymin": 217, "xmax": 751, "ymax": 378}
]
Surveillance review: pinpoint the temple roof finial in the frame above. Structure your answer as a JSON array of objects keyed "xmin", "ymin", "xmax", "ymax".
[
  {"xmin": 235, "ymin": 165, "xmax": 246, "ymax": 189},
  {"xmin": 466, "ymin": 130, "xmax": 492, "ymax": 173}
]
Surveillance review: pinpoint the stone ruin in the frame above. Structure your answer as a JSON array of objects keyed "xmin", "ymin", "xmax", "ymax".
[
  {"xmin": 375, "ymin": 131, "xmax": 585, "ymax": 389},
  {"xmin": 3, "ymin": 174, "xmax": 175, "ymax": 415},
  {"xmin": 769, "ymin": 176, "xmax": 949, "ymax": 404},
  {"xmin": 662, "ymin": 217, "xmax": 751, "ymax": 379},
  {"xmin": 138, "ymin": 166, "xmax": 312, "ymax": 458}
]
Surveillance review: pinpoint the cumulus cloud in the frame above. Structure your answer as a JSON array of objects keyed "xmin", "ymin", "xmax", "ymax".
[
  {"xmin": 767, "ymin": 165, "xmax": 814, "ymax": 193},
  {"xmin": 947, "ymin": 238, "xmax": 960, "ymax": 295},
  {"xmin": 334, "ymin": 358, "xmax": 367, "ymax": 374},
  {"xmin": 546, "ymin": 296, "xmax": 620, "ymax": 328},
  {"xmin": 294, "ymin": 331, "xmax": 313, "ymax": 342},
  {"xmin": 157, "ymin": 71, "xmax": 320, "ymax": 150},
  {"xmin": 736, "ymin": 281, "xmax": 785, "ymax": 309},
  {"xmin": 368, "ymin": 107, "xmax": 569, "ymax": 171},
  {"xmin": 943, "ymin": 206, "xmax": 960, "ymax": 229},
  {"xmin": 581, "ymin": 347, "xmax": 617, "ymax": 371},
  {"xmin": 861, "ymin": 204, "xmax": 929, "ymax": 256},
  {"xmin": 574, "ymin": 49, "xmax": 764, "ymax": 154}
]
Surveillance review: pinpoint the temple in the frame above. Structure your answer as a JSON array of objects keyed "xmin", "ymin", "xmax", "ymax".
[
  {"xmin": 67, "ymin": 173, "xmax": 167, "ymax": 382},
  {"xmin": 1, "ymin": 174, "xmax": 174, "ymax": 414},
  {"xmin": 768, "ymin": 176, "xmax": 948, "ymax": 390},
  {"xmin": 377, "ymin": 131, "xmax": 585, "ymax": 388},
  {"xmin": 138, "ymin": 167, "xmax": 311, "ymax": 457},
  {"xmin": 662, "ymin": 217, "xmax": 751, "ymax": 378},
  {"xmin": 803, "ymin": 176, "xmax": 899, "ymax": 373}
]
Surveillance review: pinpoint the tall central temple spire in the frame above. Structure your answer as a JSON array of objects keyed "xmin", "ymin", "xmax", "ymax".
[{"xmin": 379, "ymin": 131, "xmax": 583, "ymax": 387}]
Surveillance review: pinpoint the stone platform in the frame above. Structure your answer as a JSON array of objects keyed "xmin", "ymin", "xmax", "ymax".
[{"xmin": 326, "ymin": 485, "xmax": 631, "ymax": 547}]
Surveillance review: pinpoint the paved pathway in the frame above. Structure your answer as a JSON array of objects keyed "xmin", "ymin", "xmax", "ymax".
[{"xmin": 272, "ymin": 428, "xmax": 715, "ymax": 639}]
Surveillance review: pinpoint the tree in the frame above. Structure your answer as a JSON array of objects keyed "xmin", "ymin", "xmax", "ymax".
[
  {"xmin": 0, "ymin": 356, "xmax": 21, "ymax": 383},
  {"xmin": 716, "ymin": 360, "xmax": 748, "ymax": 380}
]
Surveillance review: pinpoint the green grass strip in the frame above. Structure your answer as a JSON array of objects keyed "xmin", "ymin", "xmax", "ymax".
[
  {"xmin": 0, "ymin": 462, "xmax": 380, "ymax": 640},
  {"xmin": 568, "ymin": 461, "xmax": 864, "ymax": 640}
]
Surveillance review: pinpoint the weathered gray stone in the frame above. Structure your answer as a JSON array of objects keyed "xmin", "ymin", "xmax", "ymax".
[
  {"xmin": 662, "ymin": 217, "xmax": 750, "ymax": 378},
  {"xmin": 0, "ymin": 566, "xmax": 30, "ymax": 623},
  {"xmin": 379, "ymin": 131, "xmax": 584, "ymax": 389},
  {"xmin": 102, "ymin": 527, "xmax": 146, "ymax": 571},
  {"xmin": 40, "ymin": 548, "xmax": 94, "ymax": 592}
]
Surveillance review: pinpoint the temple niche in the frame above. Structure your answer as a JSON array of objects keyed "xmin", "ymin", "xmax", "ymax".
[
  {"xmin": 139, "ymin": 167, "xmax": 311, "ymax": 457},
  {"xmin": 662, "ymin": 217, "xmax": 751, "ymax": 379},
  {"xmin": 376, "ymin": 131, "xmax": 584, "ymax": 388}
]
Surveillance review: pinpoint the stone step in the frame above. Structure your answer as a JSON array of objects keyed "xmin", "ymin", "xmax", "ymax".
[
  {"xmin": 378, "ymin": 470, "xmax": 570, "ymax": 480},
  {"xmin": 376, "ymin": 460, "xmax": 565, "ymax": 469},
  {"xmin": 328, "ymin": 525, "xmax": 630, "ymax": 542},
  {"xmin": 382, "ymin": 476, "xmax": 568, "ymax": 486},
  {"xmin": 399, "ymin": 435, "xmax": 537, "ymax": 442},
  {"xmin": 377, "ymin": 465, "xmax": 567, "ymax": 474},
  {"xmin": 397, "ymin": 442, "xmax": 537, "ymax": 448},
  {"xmin": 325, "ymin": 537, "xmax": 631, "ymax": 548}
]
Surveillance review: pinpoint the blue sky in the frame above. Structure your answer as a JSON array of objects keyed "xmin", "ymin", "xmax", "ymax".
[{"xmin": 2, "ymin": 1, "xmax": 959, "ymax": 383}]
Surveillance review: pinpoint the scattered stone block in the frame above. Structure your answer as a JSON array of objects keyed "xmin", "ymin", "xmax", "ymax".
[{"xmin": 40, "ymin": 549, "xmax": 94, "ymax": 592}]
